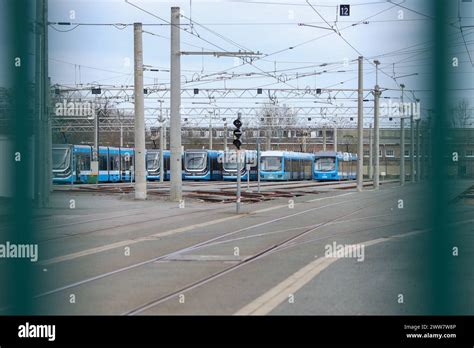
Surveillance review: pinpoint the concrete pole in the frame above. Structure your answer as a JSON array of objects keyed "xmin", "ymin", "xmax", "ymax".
[
  {"xmin": 35, "ymin": 0, "xmax": 52, "ymax": 205},
  {"xmin": 223, "ymin": 122, "xmax": 228, "ymax": 150},
  {"xmin": 400, "ymin": 85, "xmax": 405, "ymax": 186},
  {"xmin": 133, "ymin": 23, "xmax": 147, "ymax": 199},
  {"xmin": 266, "ymin": 126, "xmax": 271, "ymax": 150},
  {"xmin": 410, "ymin": 108, "xmax": 415, "ymax": 182},
  {"xmin": 246, "ymin": 155, "xmax": 251, "ymax": 192},
  {"xmin": 416, "ymin": 118, "xmax": 421, "ymax": 182},
  {"xmin": 120, "ymin": 124, "xmax": 123, "ymax": 147},
  {"xmin": 374, "ymin": 85, "xmax": 380, "ymax": 189},
  {"xmin": 133, "ymin": 23, "xmax": 146, "ymax": 200},
  {"xmin": 170, "ymin": 7, "xmax": 182, "ymax": 201},
  {"xmin": 257, "ymin": 138, "xmax": 261, "ymax": 193},
  {"xmin": 400, "ymin": 118, "xmax": 405, "ymax": 185},
  {"xmin": 94, "ymin": 106, "xmax": 99, "ymax": 152},
  {"xmin": 322, "ymin": 128, "xmax": 327, "ymax": 151},
  {"xmin": 333, "ymin": 125, "xmax": 337, "ymax": 152},
  {"xmin": 357, "ymin": 56, "xmax": 364, "ymax": 192},
  {"xmin": 93, "ymin": 103, "xmax": 99, "ymax": 184},
  {"xmin": 163, "ymin": 121, "xmax": 167, "ymax": 150},
  {"xmin": 209, "ymin": 111, "xmax": 213, "ymax": 149},
  {"xmin": 369, "ymin": 123, "xmax": 373, "ymax": 179},
  {"xmin": 160, "ymin": 120, "xmax": 164, "ymax": 183}
]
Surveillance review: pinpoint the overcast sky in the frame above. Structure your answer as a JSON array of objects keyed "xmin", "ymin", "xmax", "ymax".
[{"xmin": 2, "ymin": 0, "xmax": 473, "ymax": 126}]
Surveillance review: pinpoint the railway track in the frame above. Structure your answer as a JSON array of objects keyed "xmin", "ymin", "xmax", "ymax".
[
  {"xmin": 121, "ymin": 189, "xmax": 410, "ymax": 315},
  {"xmin": 34, "ymin": 204, "xmax": 238, "ymax": 244},
  {"xmin": 52, "ymin": 179, "xmax": 399, "ymax": 204},
  {"xmin": 28, "ymin": 188, "xmax": 401, "ymax": 312},
  {"xmin": 33, "ymin": 182, "xmax": 388, "ymax": 244}
]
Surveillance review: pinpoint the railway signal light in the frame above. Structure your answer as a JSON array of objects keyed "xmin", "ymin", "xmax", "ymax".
[
  {"xmin": 233, "ymin": 128, "xmax": 242, "ymax": 138},
  {"xmin": 233, "ymin": 113, "xmax": 242, "ymax": 150},
  {"xmin": 233, "ymin": 140, "xmax": 242, "ymax": 149}
]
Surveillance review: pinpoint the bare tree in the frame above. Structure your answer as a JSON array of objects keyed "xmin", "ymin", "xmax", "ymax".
[
  {"xmin": 258, "ymin": 104, "xmax": 298, "ymax": 129},
  {"xmin": 342, "ymin": 134, "xmax": 355, "ymax": 152},
  {"xmin": 450, "ymin": 99, "xmax": 472, "ymax": 128}
]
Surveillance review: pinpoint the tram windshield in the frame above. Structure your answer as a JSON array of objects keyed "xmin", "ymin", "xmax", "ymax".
[
  {"xmin": 146, "ymin": 152, "xmax": 160, "ymax": 171},
  {"xmin": 261, "ymin": 156, "xmax": 282, "ymax": 172},
  {"xmin": 52, "ymin": 148, "xmax": 71, "ymax": 170},
  {"xmin": 185, "ymin": 152, "xmax": 207, "ymax": 171},
  {"xmin": 315, "ymin": 157, "xmax": 336, "ymax": 171}
]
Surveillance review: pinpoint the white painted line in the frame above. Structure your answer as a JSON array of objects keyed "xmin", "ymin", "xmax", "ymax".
[
  {"xmin": 235, "ymin": 256, "xmax": 338, "ymax": 315},
  {"xmin": 234, "ymin": 230, "xmax": 424, "ymax": 316},
  {"xmin": 307, "ymin": 192, "xmax": 355, "ymax": 202},
  {"xmin": 41, "ymin": 214, "xmax": 246, "ymax": 265}
]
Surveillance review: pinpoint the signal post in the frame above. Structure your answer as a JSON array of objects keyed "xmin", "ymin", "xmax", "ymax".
[{"xmin": 233, "ymin": 113, "xmax": 243, "ymax": 214}]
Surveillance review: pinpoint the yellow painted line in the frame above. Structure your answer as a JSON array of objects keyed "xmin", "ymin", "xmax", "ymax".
[
  {"xmin": 234, "ymin": 231, "xmax": 423, "ymax": 316},
  {"xmin": 40, "ymin": 192, "xmax": 354, "ymax": 266}
]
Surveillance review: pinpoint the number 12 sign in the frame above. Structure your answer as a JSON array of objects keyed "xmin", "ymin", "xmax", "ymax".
[{"xmin": 340, "ymin": 4, "xmax": 350, "ymax": 16}]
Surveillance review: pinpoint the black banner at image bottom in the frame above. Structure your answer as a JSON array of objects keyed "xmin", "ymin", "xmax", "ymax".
[{"xmin": 0, "ymin": 316, "xmax": 473, "ymax": 346}]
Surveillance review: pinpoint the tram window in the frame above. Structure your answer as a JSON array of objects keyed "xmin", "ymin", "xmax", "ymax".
[
  {"xmin": 165, "ymin": 157, "xmax": 170, "ymax": 171},
  {"xmin": 305, "ymin": 160, "xmax": 312, "ymax": 177},
  {"xmin": 185, "ymin": 152, "xmax": 207, "ymax": 171},
  {"xmin": 76, "ymin": 153, "xmax": 91, "ymax": 171},
  {"xmin": 99, "ymin": 154, "xmax": 108, "ymax": 171},
  {"xmin": 315, "ymin": 157, "xmax": 336, "ymax": 171},
  {"xmin": 53, "ymin": 148, "xmax": 71, "ymax": 170},
  {"xmin": 109, "ymin": 154, "xmax": 120, "ymax": 171},
  {"xmin": 261, "ymin": 156, "xmax": 282, "ymax": 171},
  {"xmin": 146, "ymin": 152, "xmax": 159, "ymax": 170},
  {"xmin": 76, "ymin": 152, "xmax": 91, "ymax": 171},
  {"xmin": 121, "ymin": 154, "xmax": 131, "ymax": 171}
]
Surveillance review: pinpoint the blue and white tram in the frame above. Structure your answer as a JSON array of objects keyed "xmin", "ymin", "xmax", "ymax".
[
  {"xmin": 221, "ymin": 150, "xmax": 258, "ymax": 181},
  {"xmin": 313, "ymin": 151, "xmax": 357, "ymax": 180},
  {"xmin": 146, "ymin": 150, "xmax": 170, "ymax": 181},
  {"xmin": 260, "ymin": 151, "xmax": 315, "ymax": 181},
  {"xmin": 183, "ymin": 149, "xmax": 223, "ymax": 180},
  {"xmin": 52, "ymin": 144, "xmax": 135, "ymax": 184}
]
